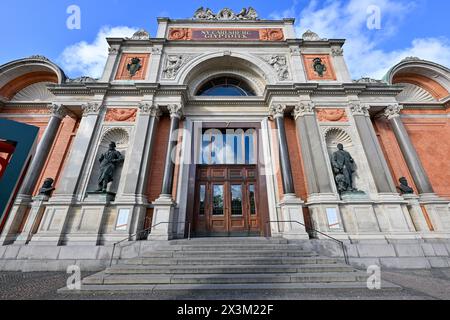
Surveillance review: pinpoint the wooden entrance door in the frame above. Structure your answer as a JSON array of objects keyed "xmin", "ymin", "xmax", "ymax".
[{"xmin": 194, "ymin": 165, "xmax": 260, "ymax": 236}]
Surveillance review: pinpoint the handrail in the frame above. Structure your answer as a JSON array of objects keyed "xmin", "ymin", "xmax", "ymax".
[
  {"xmin": 108, "ymin": 221, "xmax": 191, "ymax": 267},
  {"xmin": 266, "ymin": 220, "xmax": 350, "ymax": 265}
]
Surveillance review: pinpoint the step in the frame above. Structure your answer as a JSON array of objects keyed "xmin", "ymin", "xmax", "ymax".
[
  {"xmin": 121, "ymin": 256, "xmax": 341, "ymax": 266},
  {"xmin": 139, "ymin": 250, "xmax": 318, "ymax": 258},
  {"xmin": 105, "ymin": 264, "xmax": 354, "ymax": 275},
  {"xmin": 168, "ymin": 238, "xmax": 289, "ymax": 245},
  {"xmin": 153, "ymin": 244, "xmax": 310, "ymax": 252},
  {"xmin": 83, "ymin": 272, "xmax": 367, "ymax": 285},
  {"xmin": 62, "ymin": 281, "xmax": 401, "ymax": 293}
]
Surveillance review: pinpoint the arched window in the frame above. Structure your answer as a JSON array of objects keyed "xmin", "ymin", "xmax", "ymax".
[{"xmin": 196, "ymin": 77, "xmax": 256, "ymax": 96}]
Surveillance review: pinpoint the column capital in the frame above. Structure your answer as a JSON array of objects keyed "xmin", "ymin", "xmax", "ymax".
[
  {"xmin": 167, "ymin": 104, "xmax": 184, "ymax": 119},
  {"xmin": 138, "ymin": 102, "xmax": 162, "ymax": 117},
  {"xmin": 81, "ymin": 102, "xmax": 103, "ymax": 117},
  {"xmin": 384, "ymin": 103, "xmax": 403, "ymax": 120},
  {"xmin": 48, "ymin": 104, "xmax": 68, "ymax": 119},
  {"xmin": 292, "ymin": 101, "xmax": 315, "ymax": 120},
  {"xmin": 349, "ymin": 102, "xmax": 370, "ymax": 117},
  {"xmin": 269, "ymin": 104, "xmax": 287, "ymax": 119}
]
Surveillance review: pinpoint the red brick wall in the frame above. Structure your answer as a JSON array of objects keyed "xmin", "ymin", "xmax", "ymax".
[{"xmin": 146, "ymin": 116, "xmax": 170, "ymax": 202}]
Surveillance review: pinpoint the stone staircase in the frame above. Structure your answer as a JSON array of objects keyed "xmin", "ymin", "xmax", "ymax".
[{"xmin": 72, "ymin": 238, "xmax": 396, "ymax": 292}]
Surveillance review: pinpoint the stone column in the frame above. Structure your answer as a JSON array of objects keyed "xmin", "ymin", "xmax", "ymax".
[
  {"xmin": 270, "ymin": 104, "xmax": 295, "ymax": 195},
  {"xmin": 30, "ymin": 102, "xmax": 103, "ymax": 245},
  {"xmin": 269, "ymin": 104, "xmax": 309, "ymax": 239},
  {"xmin": 384, "ymin": 104, "xmax": 434, "ymax": 195},
  {"xmin": 118, "ymin": 103, "xmax": 161, "ymax": 236},
  {"xmin": 293, "ymin": 102, "xmax": 335, "ymax": 195},
  {"xmin": 0, "ymin": 104, "xmax": 67, "ymax": 245},
  {"xmin": 350, "ymin": 103, "xmax": 397, "ymax": 194},
  {"xmin": 53, "ymin": 102, "xmax": 103, "ymax": 199},
  {"xmin": 149, "ymin": 104, "xmax": 183, "ymax": 240},
  {"xmin": 292, "ymin": 102, "xmax": 343, "ymax": 235}
]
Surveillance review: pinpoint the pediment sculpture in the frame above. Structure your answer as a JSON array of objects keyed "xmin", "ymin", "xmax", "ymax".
[{"xmin": 193, "ymin": 7, "xmax": 259, "ymax": 21}]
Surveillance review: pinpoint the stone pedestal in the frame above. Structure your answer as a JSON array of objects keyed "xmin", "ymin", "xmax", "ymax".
[
  {"xmin": 148, "ymin": 195, "xmax": 176, "ymax": 241},
  {"xmin": 14, "ymin": 195, "xmax": 49, "ymax": 245},
  {"xmin": 30, "ymin": 204, "xmax": 72, "ymax": 246},
  {"xmin": 403, "ymin": 194, "xmax": 432, "ymax": 232},
  {"xmin": 0, "ymin": 195, "xmax": 32, "ymax": 245},
  {"xmin": 307, "ymin": 193, "xmax": 347, "ymax": 239},
  {"xmin": 277, "ymin": 194, "xmax": 309, "ymax": 240}
]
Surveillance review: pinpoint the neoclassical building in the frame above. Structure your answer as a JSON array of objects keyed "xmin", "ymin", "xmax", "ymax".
[{"xmin": 1, "ymin": 8, "xmax": 450, "ymax": 271}]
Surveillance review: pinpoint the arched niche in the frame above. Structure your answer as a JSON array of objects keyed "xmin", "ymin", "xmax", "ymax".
[
  {"xmin": 324, "ymin": 127, "xmax": 365, "ymax": 193},
  {"xmin": 87, "ymin": 128, "xmax": 129, "ymax": 194}
]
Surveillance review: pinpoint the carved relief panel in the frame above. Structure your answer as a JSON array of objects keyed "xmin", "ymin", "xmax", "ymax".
[
  {"xmin": 115, "ymin": 53, "xmax": 150, "ymax": 80},
  {"xmin": 303, "ymin": 54, "xmax": 337, "ymax": 81}
]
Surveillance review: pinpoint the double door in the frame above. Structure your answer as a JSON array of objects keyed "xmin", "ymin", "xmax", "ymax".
[{"xmin": 193, "ymin": 165, "xmax": 260, "ymax": 236}]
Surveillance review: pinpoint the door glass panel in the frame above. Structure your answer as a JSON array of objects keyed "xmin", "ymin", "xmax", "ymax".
[
  {"xmin": 248, "ymin": 184, "xmax": 257, "ymax": 215},
  {"xmin": 212, "ymin": 184, "xmax": 224, "ymax": 215},
  {"xmin": 199, "ymin": 184, "xmax": 206, "ymax": 216},
  {"xmin": 231, "ymin": 184, "xmax": 243, "ymax": 216}
]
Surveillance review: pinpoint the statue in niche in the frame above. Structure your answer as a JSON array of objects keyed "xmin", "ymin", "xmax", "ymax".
[
  {"xmin": 313, "ymin": 58, "xmax": 327, "ymax": 77},
  {"xmin": 331, "ymin": 144, "xmax": 356, "ymax": 194},
  {"xmin": 127, "ymin": 57, "xmax": 142, "ymax": 77},
  {"xmin": 397, "ymin": 177, "xmax": 414, "ymax": 194},
  {"xmin": 39, "ymin": 178, "xmax": 55, "ymax": 197},
  {"xmin": 96, "ymin": 142, "xmax": 125, "ymax": 193}
]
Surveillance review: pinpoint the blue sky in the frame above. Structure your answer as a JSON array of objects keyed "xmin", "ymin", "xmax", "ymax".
[{"xmin": 1, "ymin": 0, "xmax": 450, "ymax": 79}]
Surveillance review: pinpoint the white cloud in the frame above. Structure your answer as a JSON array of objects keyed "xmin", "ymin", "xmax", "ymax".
[
  {"xmin": 271, "ymin": 0, "xmax": 450, "ymax": 79},
  {"xmin": 60, "ymin": 26, "xmax": 138, "ymax": 78}
]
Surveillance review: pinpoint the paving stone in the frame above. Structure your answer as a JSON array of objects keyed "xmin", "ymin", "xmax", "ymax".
[
  {"xmin": 427, "ymin": 257, "xmax": 450, "ymax": 268},
  {"xmin": 432, "ymin": 244, "xmax": 449, "ymax": 256},
  {"xmin": 3, "ymin": 246, "xmax": 21, "ymax": 259}
]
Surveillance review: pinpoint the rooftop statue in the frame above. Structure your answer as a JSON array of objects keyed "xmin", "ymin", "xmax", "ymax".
[{"xmin": 193, "ymin": 7, "xmax": 259, "ymax": 21}]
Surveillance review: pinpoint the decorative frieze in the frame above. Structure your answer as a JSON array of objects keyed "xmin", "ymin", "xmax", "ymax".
[
  {"xmin": 193, "ymin": 7, "xmax": 259, "ymax": 21},
  {"xmin": 264, "ymin": 55, "xmax": 290, "ymax": 81},
  {"xmin": 349, "ymin": 103, "xmax": 370, "ymax": 117},
  {"xmin": 384, "ymin": 104, "xmax": 403, "ymax": 120},
  {"xmin": 163, "ymin": 55, "xmax": 195, "ymax": 79},
  {"xmin": 104, "ymin": 108, "xmax": 137, "ymax": 122},
  {"xmin": 316, "ymin": 108, "xmax": 348, "ymax": 122},
  {"xmin": 293, "ymin": 102, "xmax": 315, "ymax": 119},
  {"xmin": 168, "ymin": 28, "xmax": 284, "ymax": 42},
  {"xmin": 269, "ymin": 104, "xmax": 286, "ymax": 119}
]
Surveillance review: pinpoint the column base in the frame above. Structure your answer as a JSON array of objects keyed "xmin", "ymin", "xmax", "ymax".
[
  {"xmin": 147, "ymin": 195, "xmax": 176, "ymax": 241},
  {"xmin": 14, "ymin": 195, "xmax": 49, "ymax": 245},
  {"xmin": 277, "ymin": 194, "xmax": 309, "ymax": 240},
  {"xmin": 0, "ymin": 195, "xmax": 33, "ymax": 245}
]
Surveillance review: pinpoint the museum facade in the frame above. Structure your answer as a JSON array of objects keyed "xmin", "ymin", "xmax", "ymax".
[{"xmin": 1, "ymin": 8, "xmax": 450, "ymax": 270}]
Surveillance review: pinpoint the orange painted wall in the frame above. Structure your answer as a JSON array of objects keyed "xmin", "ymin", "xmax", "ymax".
[
  {"xmin": 0, "ymin": 109, "xmax": 79, "ymax": 195},
  {"xmin": 403, "ymin": 115, "xmax": 450, "ymax": 198},
  {"xmin": 374, "ymin": 110, "xmax": 450, "ymax": 198},
  {"xmin": 32, "ymin": 116, "xmax": 79, "ymax": 195},
  {"xmin": 373, "ymin": 117, "xmax": 419, "ymax": 194}
]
